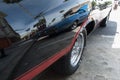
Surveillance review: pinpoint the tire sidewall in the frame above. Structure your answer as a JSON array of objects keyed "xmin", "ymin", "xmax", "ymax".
[
  {"xmin": 63, "ymin": 30, "xmax": 86, "ymax": 75},
  {"xmin": 52, "ymin": 29, "xmax": 86, "ymax": 75}
]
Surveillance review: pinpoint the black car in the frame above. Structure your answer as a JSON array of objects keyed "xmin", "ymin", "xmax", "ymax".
[{"xmin": 0, "ymin": 0, "xmax": 112, "ymax": 80}]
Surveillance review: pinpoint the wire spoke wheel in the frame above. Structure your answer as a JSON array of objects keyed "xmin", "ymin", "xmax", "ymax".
[
  {"xmin": 70, "ymin": 33, "xmax": 84, "ymax": 67},
  {"xmin": 53, "ymin": 31, "xmax": 86, "ymax": 75}
]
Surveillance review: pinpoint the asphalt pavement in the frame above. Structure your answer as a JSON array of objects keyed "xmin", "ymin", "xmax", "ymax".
[{"xmin": 36, "ymin": 7, "xmax": 120, "ymax": 80}]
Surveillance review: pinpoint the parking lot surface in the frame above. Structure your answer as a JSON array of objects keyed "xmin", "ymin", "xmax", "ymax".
[{"xmin": 36, "ymin": 7, "xmax": 120, "ymax": 80}]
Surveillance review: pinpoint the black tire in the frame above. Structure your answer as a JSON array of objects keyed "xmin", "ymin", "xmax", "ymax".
[
  {"xmin": 53, "ymin": 30, "xmax": 86, "ymax": 75},
  {"xmin": 70, "ymin": 21, "xmax": 78, "ymax": 30},
  {"xmin": 100, "ymin": 16, "xmax": 109, "ymax": 27}
]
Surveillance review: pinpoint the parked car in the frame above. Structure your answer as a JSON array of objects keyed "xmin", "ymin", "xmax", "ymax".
[{"xmin": 0, "ymin": 0, "xmax": 112, "ymax": 80}]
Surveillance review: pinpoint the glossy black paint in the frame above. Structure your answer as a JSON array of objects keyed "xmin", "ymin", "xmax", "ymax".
[
  {"xmin": 0, "ymin": 0, "xmax": 112, "ymax": 80},
  {"xmin": 0, "ymin": 0, "xmax": 89, "ymax": 40}
]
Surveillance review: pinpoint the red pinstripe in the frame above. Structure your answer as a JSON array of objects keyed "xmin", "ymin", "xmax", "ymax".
[{"xmin": 15, "ymin": 19, "xmax": 88, "ymax": 80}]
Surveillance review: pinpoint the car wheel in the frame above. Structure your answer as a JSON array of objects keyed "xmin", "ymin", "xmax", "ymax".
[
  {"xmin": 53, "ymin": 30, "xmax": 86, "ymax": 75},
  {"xmin": 100, "ymin": 16, "xmax": 109, "ymax": 27},
  {"xmin": 70, "ymin": 21, "xmax": 78, "ymax": 30}
]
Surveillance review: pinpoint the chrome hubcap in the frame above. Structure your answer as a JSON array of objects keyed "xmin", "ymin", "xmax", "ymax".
[{"xmin": 70, "ymin": 33, "xmax": 84, "ymax": 67}]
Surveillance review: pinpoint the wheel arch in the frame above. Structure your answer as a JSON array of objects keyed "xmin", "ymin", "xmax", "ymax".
[{"xmin": 85, "ymin": 20, "xmax": 95, "ymax": 35}]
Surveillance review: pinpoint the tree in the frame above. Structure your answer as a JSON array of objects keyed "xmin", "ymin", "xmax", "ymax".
[
  {"xmin": 104, "ymin": 1, "xmax": 112, "ymax": 6},
  {"xmin": 92, "ymin": 1, "xmax": 97, "ymax": 10}
]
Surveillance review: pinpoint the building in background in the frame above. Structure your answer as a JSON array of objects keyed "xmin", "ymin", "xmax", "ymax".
[{"xmin": 0, "ymin": 11, "xmax": 20, "ymax": 44}]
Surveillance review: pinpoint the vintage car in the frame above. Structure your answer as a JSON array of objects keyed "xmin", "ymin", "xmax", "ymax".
[{"xmin": 0, "ymin": 0, "xmax": 112, "ymax": 80}]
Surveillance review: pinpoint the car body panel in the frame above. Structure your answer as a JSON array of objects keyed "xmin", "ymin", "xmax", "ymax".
[{"xmin": 0, "ymin": 0, "xmax": 112, "ymax": 80}]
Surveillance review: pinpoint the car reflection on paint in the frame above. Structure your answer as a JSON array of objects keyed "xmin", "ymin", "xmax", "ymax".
[{"xmin": 32, "ymin": 5, "xmax": 89, "ymax": 39}]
